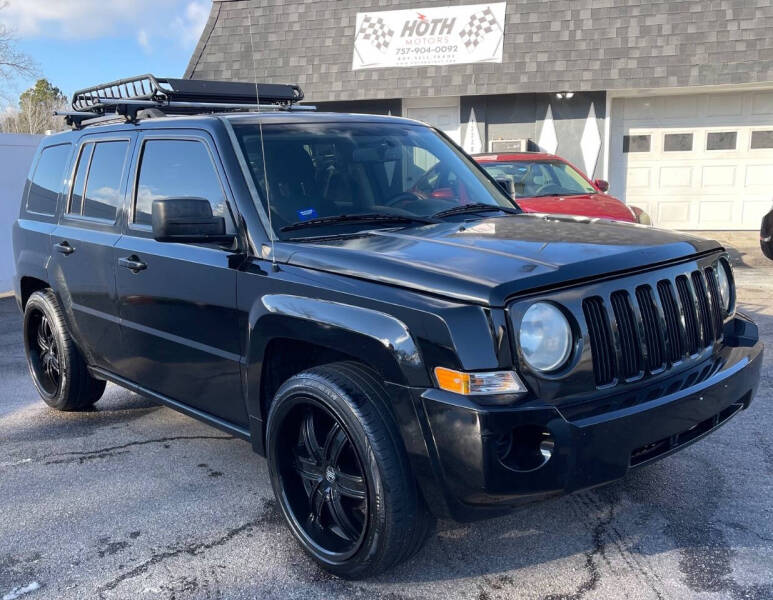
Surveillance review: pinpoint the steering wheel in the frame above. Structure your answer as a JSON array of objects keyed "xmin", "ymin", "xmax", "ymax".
[
  {"xmin": 383, "ymin": 191, "xmax": 423, "ymax": 208},
  {"xmin": 533, "ymin": 183, "xmax": 564, "ymax": 196}
]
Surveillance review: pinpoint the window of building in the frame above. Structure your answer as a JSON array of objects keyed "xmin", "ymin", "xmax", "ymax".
[
  {"xmin": 623, "ymin": 135, "xmax": 650, "ymax": 153},
  {"xmin": 706, "ymin": 131, "xmax": 737, "ymax": 151},
  {"xmin": 750, "ymin": 130, "xmax": 773, "ymax": 149},
  {"xmin": 26, "ymin": 144, "xmax": 71, "ymax": 215},
  {"xmin": 80, "ymin": 141, "xmax": 129, "ymax": 221},
  {"xmin": 134, "ymin": 139, "xmax": 231, "ymax": 228},
  {"xmin": 68, "ymin": 143, "xmax": 94, "ymax": 215},
  {"xmin": 663, "ymin": 133, "xmax": 693, "ymax": 152}
]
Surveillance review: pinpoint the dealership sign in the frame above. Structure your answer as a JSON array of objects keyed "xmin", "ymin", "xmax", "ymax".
[{"xmin": 352, "ymin": 3, "xmax": 506, "ymax": 70}]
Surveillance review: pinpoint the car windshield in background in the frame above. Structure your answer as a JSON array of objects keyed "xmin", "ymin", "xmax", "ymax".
[
  {"xmin": 232, "ymin": 122, "xmax": 515, "ymax": 239},
  {"xmin": 480, "ymin": 160, "xmax": 596, "ymax": 198}
]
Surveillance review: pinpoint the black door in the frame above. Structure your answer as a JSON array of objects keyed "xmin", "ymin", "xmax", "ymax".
[
  {"xmin": 114, "ymin": 133, "xmax": 246, "ymax": 426},
  {"xmin": 50, "ymin": 136, "xmax": 134, "ymax": 371}
]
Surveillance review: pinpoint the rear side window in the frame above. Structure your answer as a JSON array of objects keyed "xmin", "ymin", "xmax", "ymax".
[
  {"xmin": 68, "ymin": 143, "xmax": 94, "ymax": 215},
  {"xmin": 133, "ymin": 139, "xmax": 230, "ymax": 229},
  {"xmin": 77, "ymin": 140, "xmax": 129, "ymax": 221},
  {"xmin": 27, "ymin": 144, "xmax": 71, "ymax": 215}
]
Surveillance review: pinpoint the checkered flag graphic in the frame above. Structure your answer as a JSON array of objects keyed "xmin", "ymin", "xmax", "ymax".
[
  {"xmin": 357, "ymin": 16, "xmax": 395, "ymax": 52},
  {"xmin": 458, "ymin": 7, "xmax": 500, "ymax": 51}
]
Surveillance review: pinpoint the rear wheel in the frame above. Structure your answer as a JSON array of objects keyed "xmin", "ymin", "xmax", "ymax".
[
  {"xmin": 23, "ymin": 289, "xmax": 106, "ymax": 411},
  {"xmin": 266, "ymin": 361, "xmax": 432, "ymax": 578}
]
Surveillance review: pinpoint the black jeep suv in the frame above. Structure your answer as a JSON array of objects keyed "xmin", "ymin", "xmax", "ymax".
[{"xmin": 13, "ymin": 76, "xmax": 763, "ymax": 578}]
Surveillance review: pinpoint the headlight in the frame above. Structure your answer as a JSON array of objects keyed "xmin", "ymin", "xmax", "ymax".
[
  {"xmin": 715, "ymin": 259, "xmax": 733, "ymax": 314},
  {"xmin": 519, "ymin": 302, "xmax": 573, "ymax": 372}
]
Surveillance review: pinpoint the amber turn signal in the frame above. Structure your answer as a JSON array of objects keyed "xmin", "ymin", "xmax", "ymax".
[{"xmin": 433, "ymin": 367, "xmax": 527, "ymax": 396}]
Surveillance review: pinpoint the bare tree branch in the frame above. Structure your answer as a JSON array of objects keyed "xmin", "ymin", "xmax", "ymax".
[{"xmin": 0, "ymin": 2, "xmax": 38, "ymax": 83}]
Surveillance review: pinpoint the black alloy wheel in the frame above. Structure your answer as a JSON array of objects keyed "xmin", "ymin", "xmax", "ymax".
[
  {"xmin": 278, "ymin": 400, "xmax": 368, "ymax": 560},
  {"xmin": 266, "ymin": 362, "xmax": 433, "ymax": 578},
  {"xmin": 23, "ymin": 289, "xmax": 106, "ymax": 411},
  {"xmin": 27, "ymin": 310, "xmax": 61, "ymax": 396}
]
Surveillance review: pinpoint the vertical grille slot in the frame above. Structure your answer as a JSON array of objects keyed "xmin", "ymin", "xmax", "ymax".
[
  {"xmin": 675, "ymin": 275, "xmax": 700, "ymax": 355},
  {"xmin": 635, "ymin": 285, "xmax": 665, "ymax": 372},
  {"xmin": 704, "ymin": 267, "xmax": 724, "ymax": 340},
  {"xmin": 657, "ymin": 279, "xmax": 684, "ymax": 363},
  {"xmin": 691, "ymin": 271, "xmax": 714, "ymax": 346},
  {"xmin": 610, "ymin": 291, "xmax": 641, "ymax": 379},
  {"xmin": 583, "ymin": 297, "xmax": 615, "ymax": 386}
]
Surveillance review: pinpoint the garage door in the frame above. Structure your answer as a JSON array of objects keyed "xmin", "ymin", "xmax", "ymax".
[
  {"xmin": 610, "ymin": 91, "xmax": 773, "ymax": 230},
  {"xmin": 403, "ymin": 97, "xmax": 461, "ymax": 144}
]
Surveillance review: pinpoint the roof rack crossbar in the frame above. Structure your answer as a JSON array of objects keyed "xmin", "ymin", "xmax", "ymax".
[
  {"xmin": 66, "ymin": 74, "xmax": 308, "ymax": 128},
  {"xmin": 72, "ymin": 74, "xmax": 304, "ymax": 112}
]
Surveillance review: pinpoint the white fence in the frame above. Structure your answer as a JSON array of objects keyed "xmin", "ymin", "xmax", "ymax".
[{"xmin": 1, "ymin": 134, "xmax": 42, "ymax": 295}]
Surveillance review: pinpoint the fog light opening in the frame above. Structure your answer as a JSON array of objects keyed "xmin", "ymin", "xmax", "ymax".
[{"xmin": 496, "ymin": 425, "xmax": 555, "ymax": 472}]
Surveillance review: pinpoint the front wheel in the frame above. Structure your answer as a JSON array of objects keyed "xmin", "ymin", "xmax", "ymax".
[
  {"xmin": 23, "ymin": 289, "xmax": 106, "ymax": 411},
  {"xmin": 266, "ymin": 362, "xmax": 432, "ymax": 578}
]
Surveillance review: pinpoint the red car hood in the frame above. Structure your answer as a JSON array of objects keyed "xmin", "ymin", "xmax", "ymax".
[{"xmin": 516, "ymin": 193, "xmax": 636, "ymax": 222}]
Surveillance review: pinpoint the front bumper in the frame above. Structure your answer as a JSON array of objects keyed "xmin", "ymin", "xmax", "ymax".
[{"xmin": 415, "ymin": 314, "xmax": 763, "ymax": 522}]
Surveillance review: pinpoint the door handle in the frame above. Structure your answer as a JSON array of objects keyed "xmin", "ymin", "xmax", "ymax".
[
  {"xmin": 118, "ymin": 256, "xmax": 147, "ymax": 272},
  {"xmin": 54, "ymin": 241, "xmax": 75, "ymax": 255}
]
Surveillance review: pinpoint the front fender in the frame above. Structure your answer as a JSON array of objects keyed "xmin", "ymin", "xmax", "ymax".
[{"xmin": 244, "ymin": 294, "xmax": 431, "ymax": 447}]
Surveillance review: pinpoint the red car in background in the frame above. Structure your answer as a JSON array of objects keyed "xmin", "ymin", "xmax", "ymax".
[{"xmin": 474, "ymin": 152, "xmax": 650, "ymax": 224}]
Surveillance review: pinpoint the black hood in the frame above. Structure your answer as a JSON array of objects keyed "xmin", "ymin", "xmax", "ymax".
[{"xmin": 280, "ymin": 213, "xmax": 722, "ymax": 306}]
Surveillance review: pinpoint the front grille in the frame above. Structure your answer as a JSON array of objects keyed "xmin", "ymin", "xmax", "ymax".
[
  {"xmin": 584, "ymin": 269, "xmax": 723, "ymax": 387},
  {"xmin": 582, "ymin": 297, "xmax": 615, "ymax": 386}
]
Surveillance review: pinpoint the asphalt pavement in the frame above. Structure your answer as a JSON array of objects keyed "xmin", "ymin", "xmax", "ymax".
[{"xmin": 1, "ymin": 247, "xmax": 772, "ymax": 600}]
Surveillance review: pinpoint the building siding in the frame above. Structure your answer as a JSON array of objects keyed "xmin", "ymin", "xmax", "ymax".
[{"xmin": 186, "ymin": 0, "xmax": 773, "ymax": 102}]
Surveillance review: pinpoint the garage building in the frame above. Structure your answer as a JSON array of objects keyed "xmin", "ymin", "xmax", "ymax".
[{"xmin": 186, "ymin": 0, "xmax": 773, "ymax": 230}]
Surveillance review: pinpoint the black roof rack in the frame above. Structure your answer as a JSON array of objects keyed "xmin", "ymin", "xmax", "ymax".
[{"xmin": 57, "ymin": 74, "xmax": 310, "ymax": 129}]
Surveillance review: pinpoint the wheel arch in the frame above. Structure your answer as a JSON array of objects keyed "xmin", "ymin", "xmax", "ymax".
[
  {"xmin": 20, "ymin": 276, "xmax": 51, "ymax": 309},
  {"xmin": 246, "ymin": 294, "xmax": 430, "ymax": 454}
]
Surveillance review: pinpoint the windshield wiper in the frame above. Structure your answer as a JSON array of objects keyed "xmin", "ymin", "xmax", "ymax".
[
  {"xmin": 280, "ymin": 212, "xmax": 438, "ymax": 233},
  {"xmin": 431, "ymin": 202, "xmax": 520, "ymax": 219}
]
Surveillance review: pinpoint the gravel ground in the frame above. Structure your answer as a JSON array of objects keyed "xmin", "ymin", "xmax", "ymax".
[{"xmin": 1, "ymin": 249, "xmax": 771, "ymax": 600}]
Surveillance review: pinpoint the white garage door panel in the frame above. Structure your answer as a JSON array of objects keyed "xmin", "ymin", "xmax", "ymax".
[
  {"xmin": 745, "ymin": 164, "xmax": 773, "ymax": 187},
  {"xmin": 699, "ymin": 202, "xmax": 734, "ymax": 223},
  {"xmin": 658, "ymin": 202, "xmax": 691, "ymax": 225},
  {"xmin": 628, "ymin": 167, "xmax": 651, "ymax": 188},
  {"xmin": 613, "ymin": 90, "xmax": 773, "ymax": 230},
  {"xmin": 659, "ymin": 166, "xmax": 692, "ymax": 187},
  {"xmin": 701, "ymin": 165, "xmax": 735, "ymax": 187}
]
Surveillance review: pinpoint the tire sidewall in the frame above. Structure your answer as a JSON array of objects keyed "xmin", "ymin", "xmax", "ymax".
[
  {"xmin": 23, "ymin": 292, "xmax": 73, "ymax": 410},
  {"xmin": 266, "ymin": 374, "xmax": 387, "ymax": 576}
]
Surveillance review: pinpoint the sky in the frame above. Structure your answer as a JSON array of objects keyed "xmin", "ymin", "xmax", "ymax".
[{"xmin": 2, "ymin": 0, "xmax": 211, "ymax": 105}]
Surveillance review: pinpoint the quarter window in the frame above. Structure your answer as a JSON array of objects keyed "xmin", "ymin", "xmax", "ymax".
[
  {"xmin": 706, "ymin": 131, "xmax": 736, "ymax": 151},
  {"xmin": 68, "ymin": 143, "xmax": 94, "ymax": 215},
  {"xmin": 623, "ymin": 135, "xmax": 650, "ymax": 153},
  {"xmin": 663, "ymin": 133, "xmax": 693, "ymax": 152},
  {"xmin": 134, "ymin": 139, "xmax": 231, "ymax": 229},
  {"xmin": 750, "ymin": 130, "xmax": 773, "ymax": 149},
  {"xmin": 81, "ymin": 141, "xmax": 129, "ymax": 221},
  {"xmin": 27, "ymin": 144, "xmax": 71, "ymax": 215}
]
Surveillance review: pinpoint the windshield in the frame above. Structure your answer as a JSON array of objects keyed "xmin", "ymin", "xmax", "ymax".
[
  {"xmin": 480, "ymin": 160, "xmax": 596, "ymax": 197},
  {"xmin": 232, "ymin": 121, "xmax": 516, "ymax": 239}
]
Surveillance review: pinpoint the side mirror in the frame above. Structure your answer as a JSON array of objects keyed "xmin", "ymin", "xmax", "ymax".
[
  {"xmin": 594, "ymin": 179, "xmax": 610, "ymax": 192},
  {"xmin": 152, "ymin": 197, "xmax": 235, "ymax": 244},
  {"xmin": 495, "ymin": 177, "xmax": 515, "ymax": 197}
]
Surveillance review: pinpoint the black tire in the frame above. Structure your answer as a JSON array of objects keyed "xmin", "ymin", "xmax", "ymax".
[
  {"xmin": 23, "ymin": 289, "xmax": 106, "ymax": 411},
  {"xmin": 266, "ymin": 361, "xmax": 432, "ymax": 579}
]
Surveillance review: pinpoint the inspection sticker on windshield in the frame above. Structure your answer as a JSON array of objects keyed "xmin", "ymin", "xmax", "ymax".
[{"xmin": 297, "ymin": 208, "xmax": 318, "ymax": 221}]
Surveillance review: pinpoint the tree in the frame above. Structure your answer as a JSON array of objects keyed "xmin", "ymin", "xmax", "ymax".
[
  {"xmin": 1, "ymin": 78, "xmax": 68, "ymax": 134},
  {"xmin": 0, "ymin": 2, "xmax": 36, "ymax": 85}
]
